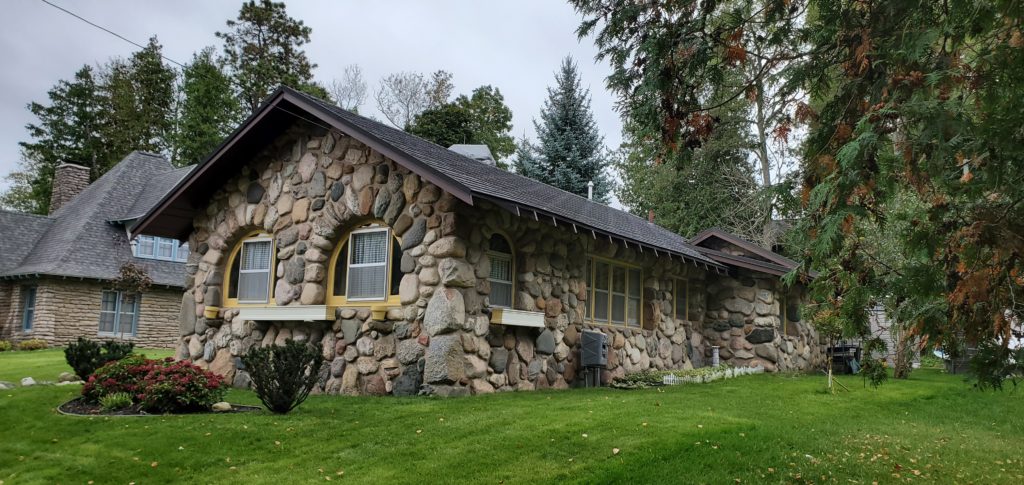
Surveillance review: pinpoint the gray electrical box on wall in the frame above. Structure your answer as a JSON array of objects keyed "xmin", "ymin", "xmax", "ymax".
[{"xmin": 581, "ymin": 330, "xmax": 608, "ymax": 368}]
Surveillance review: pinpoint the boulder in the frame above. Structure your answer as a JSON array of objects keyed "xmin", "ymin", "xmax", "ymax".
[
  {"xmin": 438, "ymin": 258, "xmax": 475, "ymax": 288},
  {"xmin": 401, "ymin": 218, "xmax": 427, "ymax": 250},
  {"xmin": 212, "ymin": 402, "xmax": 232, "ymax": 412},
  {"xmin": 427, "ymin": 237, "xmax": 466, "ymax": 258},
  {"xmin": 489, "ymin": 347, "xmax": 509, "ymax": 373},
  {"xmin": 397, "ymin": 339, "xmax": 425, "ymax": 365},
  {"xmin": 536, "ymin": 329, "xmax": 556, "ymax": 355},
  {"xmin": 423, "ymin": 334, "xmax": 464, "ymax": 384},
  {"xmin": 754, "ymin": 343, "xmax": 779, "ymax": 363},
  {"xmin": 423, "ymin": 288, "xmax": 465, "ymax": 336},
  {"xmin": 210, "ymin": 349, "xmax": 236, "ymax": 383},
  {"xmin": 179, "ymin": 293, "xmax": 197, "ymax": 336},
  {"xmin": 746, "ymin": 327, "xmax": 776, "ymax": 344},
  {"xmin": 20, "ymin": 377, "xmax": 37, "ymax": 387}
]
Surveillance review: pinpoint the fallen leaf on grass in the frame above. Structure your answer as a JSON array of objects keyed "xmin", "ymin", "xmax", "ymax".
[
  {"xmin": 612, "ymin": 448, "xmax": 620, "ymax": 455},
  {"xmin": 150, "ymin": 462, "xmax": 158, "ymax": 468}
]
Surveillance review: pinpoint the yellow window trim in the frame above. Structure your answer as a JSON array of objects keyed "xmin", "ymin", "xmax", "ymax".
[
  {"xmin": 485, "ymin": 229, "xmax": 516, "ymax": 309},
  {"xmin": 585, "ymin": 255, "xmax": 643, "ymax": 328},
  {"xmin": 222, "ymin": 231, "xmax": 277, "ymax": 308},
  {"xmin": 326, "ymin": 222, "xmax": 401, "ymax": 307}
]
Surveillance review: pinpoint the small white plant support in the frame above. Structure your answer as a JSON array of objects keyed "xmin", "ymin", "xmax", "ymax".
[{"xmin": 661, "ymin": 366, "xmax": 764, "ymax": 386}]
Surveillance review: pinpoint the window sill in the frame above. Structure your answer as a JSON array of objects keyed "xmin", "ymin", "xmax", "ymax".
[
  {"xmin": 98, "ymin": 332, "xmax": 136, "ymax": 339},
  {"xmin": 490, "ymin": 308, "xmax": 544, "ymax": 328},
  {"xmin": 236, "ymin": 305, "xmax": 333, "ymax": 322}
]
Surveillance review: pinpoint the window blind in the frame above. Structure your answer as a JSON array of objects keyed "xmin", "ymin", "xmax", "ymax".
[
  {"xmin": 238, "ymin": 240, "xmax": 272, "ymax": 302},
  {"xmin": 347, "ymin": 230, "xmax": 388, "ymax": 300}
]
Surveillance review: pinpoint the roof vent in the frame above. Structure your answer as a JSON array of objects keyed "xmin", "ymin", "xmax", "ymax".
[{"xmin": 448, "ymin": 144, "xmax": 496, "ymax": 167}]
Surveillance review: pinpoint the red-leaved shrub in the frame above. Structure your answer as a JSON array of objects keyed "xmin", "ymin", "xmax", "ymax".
[{"xmin": 83, "ymin": 356, "xmax": 226, "ymax": 413}]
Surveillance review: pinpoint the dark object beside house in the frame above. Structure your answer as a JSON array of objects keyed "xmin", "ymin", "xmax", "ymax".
[{"xmin": 828, "ymin": 344, "xmax": 862, "ymax": 374}]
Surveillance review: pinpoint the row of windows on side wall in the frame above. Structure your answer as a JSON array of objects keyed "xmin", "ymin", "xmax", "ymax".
[
  {"xmin": 134, "ymin": 235, "xmax": 189, "ymax": 262},
  {"xmin": 18, "ymin": 287, "xmax": 139, "ymax": 337}
]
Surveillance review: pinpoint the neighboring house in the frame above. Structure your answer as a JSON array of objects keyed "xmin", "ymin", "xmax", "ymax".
[
  {"xmin": 135, "ymin": 86, "xmax": 825, "ymax": 396},
  {"xmin": 0, "ymin": 153, "xmax": 192, "ymax": 348}
]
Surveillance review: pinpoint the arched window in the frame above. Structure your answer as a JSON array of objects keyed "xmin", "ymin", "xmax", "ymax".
[
  {"xmin": 223, "ymin": 232, "xmax": 275, "ymax": 306},
  {"xmin": 329, "ymin": 223, "xmax": 403, "ymax": 304},
  {"xmin": 487, "ymin": 233, "xmax": 514, "ymax": 308}
]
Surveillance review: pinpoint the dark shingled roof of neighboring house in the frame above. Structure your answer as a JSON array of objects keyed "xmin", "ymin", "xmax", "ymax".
[
  {"xmin": 0, "ymin": 151, "xmax": 193, "ymax": 287},
  {"xmin": 135, "ymin": 86, "xmax": 722, "ymax": 270}
]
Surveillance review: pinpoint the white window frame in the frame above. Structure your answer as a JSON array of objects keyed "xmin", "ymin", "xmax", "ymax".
[
  {"xmin": 237, "ymin": 237, "xmax": 274, "ymax": 304},
  {"xmin": 98, "ymin": 290, "xmax": 139, "ymax": 337},
  {"xmin": 345, "ymin": 226, "xmax": 391, "ymax": 302},
  {"xmin": 21, "ymin": 286, "xmax": 36, "ymax": 331},
  {"xmin": 134, "ymin": 235, "xmax": 189, "ymax": 262},
  {"xmin": 487, "ymin": 251, "xmax": 514, "ymax": 308},
  {"xmin": 135, "ymin": 235, "xmax": 156, "ymax": 258}
]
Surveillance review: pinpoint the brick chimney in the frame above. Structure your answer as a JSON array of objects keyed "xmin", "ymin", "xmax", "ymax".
[{"xmin": 49, "ymin": 163, "xmax": 90, "ymax": 214}]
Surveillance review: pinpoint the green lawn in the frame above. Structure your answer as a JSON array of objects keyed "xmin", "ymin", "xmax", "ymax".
[{"xmin": 0, "ymin": 350, "xmax": 1021, "ymax": 484}]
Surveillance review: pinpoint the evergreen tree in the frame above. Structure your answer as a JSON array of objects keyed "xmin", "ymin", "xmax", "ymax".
[
  {"xmin": 511, "ymin": 135, "xmax": 543, "ymax": 179},
  {"xmin": 217, "ymin": 0, "xmax": 322, "ymax": 112},
  {"xmin": 528, "ymin": 57, "xmax": 611, "ymax": 202},
  {"xmin": 98, "ymin": 37, "xmax": 177, "ymax": 170},
  {"xmin": 3, "ymin": 65, "xmax": 104, "ymax": 214},
  {"xmin": 174, "ymin": 47, "xmax": 242, "ymax": 165}
]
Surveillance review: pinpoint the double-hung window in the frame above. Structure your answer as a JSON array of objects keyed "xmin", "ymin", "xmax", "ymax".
[
  {"xmin": 347, "ymin": 227, "xmax": 390, "ymax": 300},
  {"xmin": 234, "ymin": 238, "xmax": 273, "ymax": 303},
  {"xmin": 331, "ymin": 225, "xmax": 403, "ymax": 304},
  {"xmin": 487, "ymin": 234, "xmax": 514, "ymax": 308},
  {"xmin": 587, "ymin": 257, "xmax": 642, "ymax": 328},
  {"xmin": 99, "ymin": 290, "xmax": 139, "ymax": 337},
  {"xmin": 21, "ymin": 286, "xmax": 36, "ymax": 331}
]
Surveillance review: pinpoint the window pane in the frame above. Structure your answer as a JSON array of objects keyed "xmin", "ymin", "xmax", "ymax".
[
  {"xmin": 138, "ymin": 236, "xmax": 155, "ymax": 257},
  {"xmin": 177, "ymin": 242, "xmax": 190, "ymax": 261},
  {"xmin": 228, "ymin": 256, "xmax": 240, "ymax": 299},
  {"xmin": 489, "ymin": 255, "xmax": 512, "ymax": 282},
  {"xmin": 612, "ymin": 266, "xmax": 626, "ymax": 293},
  {"xmin": 332, "ymin": 241, "xmax": 348, "ymax": 296},
  {"xmin": 594, "ymin": 289, "xmax": 609, "ymax": 321},
  {"xmin": 491, "ymin": 281, "xmax": 513, "ymax": 308},
  {"xmin": 241, "ymin": 240, "xmax": 272, "ymax": 271},
  {"xmin": 238, "ymin": 271, "xmax": 270, "ymax": 302},
  {"xmin": 348, "ymin": 265, "xmax": 386, "ymax": 299},
  {"xmin": 627, "ymin": 297, "xmax": 640, "ymax": 327},
  {"xmin": 628, "ymin": 269, "xmax": 641, "ymax": 298},
  {"xmin": 675, "ymin": 280, "xmax": 686, "ymax": 319},
  {"xmin": 119, "ymin": 294, "xmax": 137, "ymax": 335},
  {"xmin": 594, "ymin": 262, "xmax": 610, "ymax": 290},
  {"xmin": 612, "ymin": 294, "xmax": 625, "ymax": 324},
  {"xmin": 351, "ymin": 231, "xmax": 387, "ymax": 265},
  {"xmin": 157, "ymin": 238, "xmax": 174, "ymax": 259},
  {"xmin": 488, "ymin": 233, "xmax": 512, "ymax": 253},
  {"xmin": 99, "ymin": 312, "xmax": 116, "ymax": 333},
  {"xmin": 101, "ymin": 291, "xmax": 118, "ymax": 311}
]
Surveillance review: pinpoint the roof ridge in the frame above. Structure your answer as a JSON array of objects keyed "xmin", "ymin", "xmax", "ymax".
[{"xmin": 292, "ymin": 88, "xmax": 673, "ymax": 240}]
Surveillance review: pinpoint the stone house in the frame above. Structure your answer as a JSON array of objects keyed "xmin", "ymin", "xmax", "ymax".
[
  {"xmin": 0, "ymin": 153, "xmax": 192, "ymax": 348},
  {"xmin": 134, "ymin": 86, "xmax": 824, "ymax": 396}
]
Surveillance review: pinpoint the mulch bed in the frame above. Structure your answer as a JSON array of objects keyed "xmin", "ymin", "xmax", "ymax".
[{"xmin": 58, "ymin": 398, "xmax": 262, "ymax": 417}]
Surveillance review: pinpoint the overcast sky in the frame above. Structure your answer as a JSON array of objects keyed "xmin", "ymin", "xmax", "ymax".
[{"xmin": 0, "ymin": 0, "xmax": 623, "ymax": 195}]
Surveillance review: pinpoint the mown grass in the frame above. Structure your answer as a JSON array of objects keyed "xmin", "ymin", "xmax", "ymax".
[{"xmin": 0, "ymin": 350, "xmax": 1021, "ymax": 484}]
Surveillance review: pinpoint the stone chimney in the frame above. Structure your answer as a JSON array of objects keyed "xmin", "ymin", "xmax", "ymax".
[{"xmin": 49, "ymin": 163, "xmax": 90, "ymax": 214}]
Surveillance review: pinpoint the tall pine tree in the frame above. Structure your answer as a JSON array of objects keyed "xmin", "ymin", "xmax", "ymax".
[
  {"xmin": 217, "ymin": 0, "xmax": 326, "ymax": 112},
  {"xmin": 174, "ymin": 47, "xmax": 242, "ymax": 165},
  {"xmin": 3, "ymin": 65, "xmax": 105, "ymax": 214},
  {"xmin": 522, "ymin": 57, "xmax": 611, "ymax": 202}
]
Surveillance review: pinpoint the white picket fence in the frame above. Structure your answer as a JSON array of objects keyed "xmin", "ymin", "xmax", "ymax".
[{"xmin": 661, "ymin": 365, "xmax": 765, "ymax": 385}]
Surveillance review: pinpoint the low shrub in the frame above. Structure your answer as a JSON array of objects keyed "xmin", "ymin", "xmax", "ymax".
[
  {"xmin": 99, "ymin": 392, "xmax": 133, "ymax": 411},
  {"xmin": 135, "ymin": 359, "xmax": 227, "ymax": 413},
  {"xmin": 82, "ymin": 354, "xmax": 150, "ymax": 402},
  {"xmin": 17, "ymin": 339, "xmax": 48, "ymax": 351},
  {"xmin": 0, "ymin": 340, "xmax": 11, "ymax": 352},
  {"xmin": 65, "ymin": 337, "xmax": 135, "ymax": 380},
  {"xmin": 242, "ymin": 339, "xmax": 324, "ymax": 414},
  {"xmin": 83, "ymin": 356, "xmax": 226, "ymax": 413}
]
